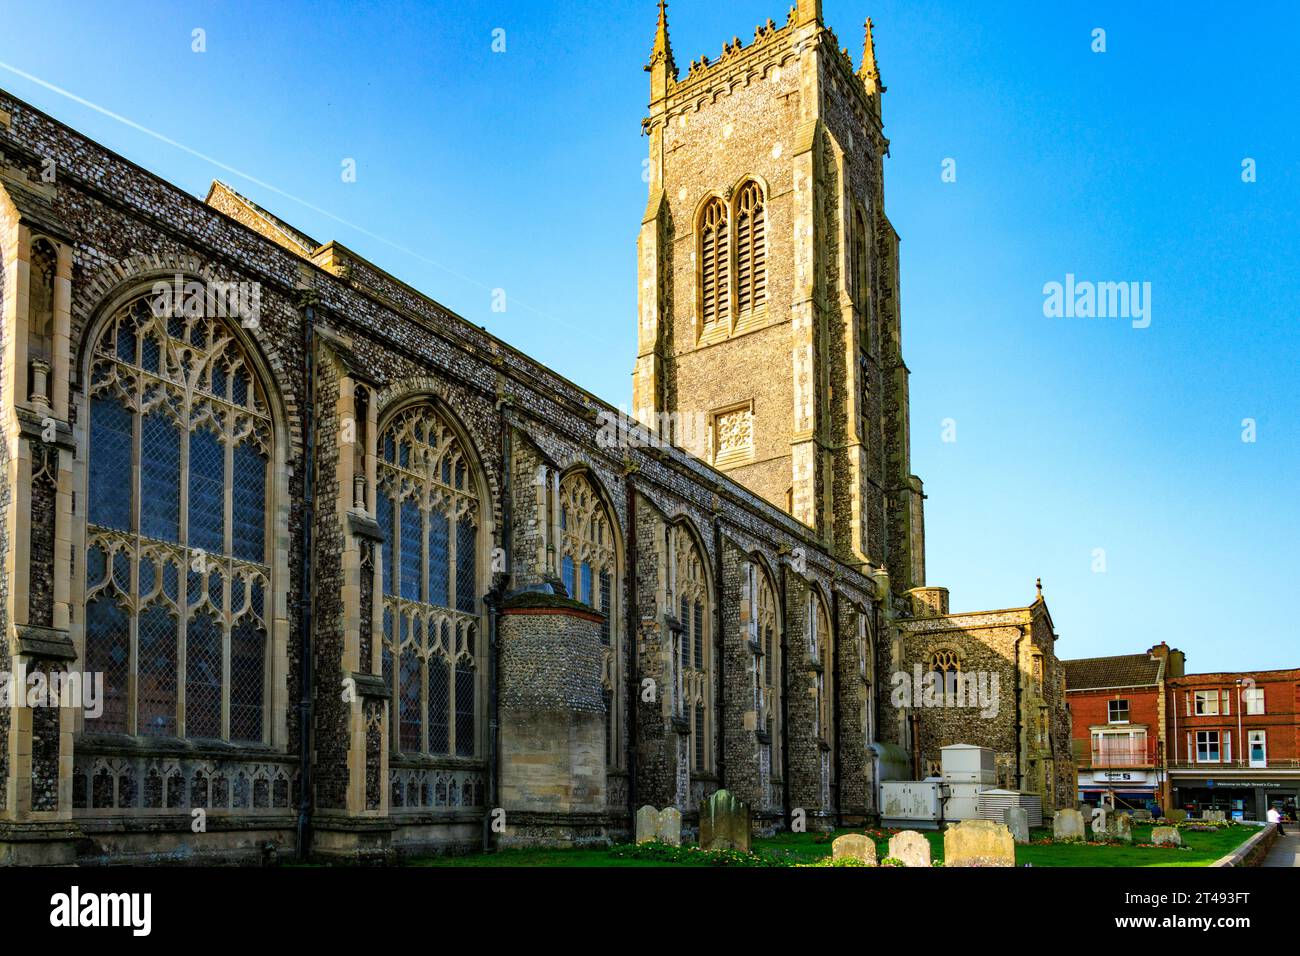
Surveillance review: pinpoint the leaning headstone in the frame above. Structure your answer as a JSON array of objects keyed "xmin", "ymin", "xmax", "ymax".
[
  {"xmin": 1206, "ymin": 810, "xmax": 1226, "ymax": 823},
  {"xmin": 635, "ymin": 805, "xmax": 659, "ymax": 844},
  {"xmin": 1134, "ymin": 809, "xmax": 1152, "ymax": 822},
  {"xmin": 656, "ymin": 807, "xmax": 682, "ymax": 846},
  {"xmin": 888, "ymin": 830, "xmax": 932, "ymax": 867},
  {"xmin": 1005, "ymin": 806, "xmax": 1030, "ymax": 844},
  {"xmin": 1151, "ymin": 826, "xmax": 1183, "ymax": 847},
  {"xmin": 1053, "ymin": 808, "xmax": 1086, "ymax": 843},
  {"xmin": 698, "ymin": 789, "xmax": 751, "ymax": 852},
  {"xmin": 943, "ymin": 819, "xmax": 1015, "ymax": 867},
  {"xmin": 1090, "ymin": 806, "xmax": 1110, "ymax": 839},
  {"xmin": 1166, "ymin": 808, "xmax": 1187, "ymax": 824},
  {"xmin": 831, "ymin": 833, "xmax": 877, "ymax": 865},
  {"xmin": 1113, "ymin": 812, "xmax": 1133, "ymax": 844}
]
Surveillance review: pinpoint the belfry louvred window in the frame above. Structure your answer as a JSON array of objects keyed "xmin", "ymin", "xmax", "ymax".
[
  {"xmin": 699, "ymin": 198, "xmax": 729, "ymax": 329},
  {"xmin": 735, "ymin": 181, "xmax": 766, "ymax": 315},
  {"xmin": 85, "ymin": 295, "xmax": 271, "ymax": 742},
  {"xmin": 377, "ymin": 404, "xmax": 481, "ymax": 758}
]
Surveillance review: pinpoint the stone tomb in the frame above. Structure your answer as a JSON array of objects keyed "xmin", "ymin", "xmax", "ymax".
[
  {"xmin": 1112, "ymin": 812, "xmax": 1133, "ymax": 844},
  {"xmin": 888, "ymin": 830, "xmax": 931, "ymax": 867},
  {"xmin": 699, "ymin": 789, "xmax": 750, "ymax": 852},
  {"xmin": 1053, "ymin": 809, "xmax": 1086, "ymax": 843},
  {"xmin": 943, "ymin": 819, "xmax": 1015, "ymax": 867},
  {"xmin": 635, "ymin": 806, "xmax": 682, "ymax": 846},
  {"xmin": 831, "ymin": 833, "xmax": 877, "ymax": 865},
  {"xmin": 1006, "ymin": 806, "xmax": 1030, "ymax": 844}
]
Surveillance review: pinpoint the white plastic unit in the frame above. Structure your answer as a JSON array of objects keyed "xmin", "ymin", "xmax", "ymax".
[
  {"xmin": 881, "ymin": 780, "xmax": 948, "ymax": 829},
  {"xmin": 940, "ymin": 744, "xmax": 996, "ymax": 785}
]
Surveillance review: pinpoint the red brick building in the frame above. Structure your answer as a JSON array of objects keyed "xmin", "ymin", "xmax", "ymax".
[
  {"xmin": 1166, "ymin": 669, "xmax": 1300, "ymax": 821},
  {"xmin": 1064, "ymin": 644, "xmax": 1183, "ymax": 810}
]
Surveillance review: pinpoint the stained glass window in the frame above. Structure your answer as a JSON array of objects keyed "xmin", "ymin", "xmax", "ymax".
[{"xmin": 85, "ymin": 295, "xmax": 271, "ymax": 741}]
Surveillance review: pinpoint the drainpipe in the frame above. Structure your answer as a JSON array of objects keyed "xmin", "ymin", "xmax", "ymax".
[
  {"xmin": 624, "ymin": 480, "xmax": 638, "ymax": 813},
  {"xmin": 1014, "ymin": 625, "xmax": 1025, "ymax": 791},
  {"xmin": 778, "ymin": 563, "xmax": 791, "ymax": 825},
  {"xmin": 713, "ymin": 514, "xmax": 725, "ymax": 788},
  {"xmin": 296, "ymin": 299, "xmax": 318, "ymax": 860},
  {"xmin": 831, "ymin": 588, "xmax": 842, "ymax": 826},
  {"xmin": 483, "ymin": 420, "xmax": 512, "ymax": 852}
]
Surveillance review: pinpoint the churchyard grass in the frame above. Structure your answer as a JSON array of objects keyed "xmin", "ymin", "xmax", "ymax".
[{"xmin": 408, "ymin": 823, "xmax": 1256, "ymax": 867}]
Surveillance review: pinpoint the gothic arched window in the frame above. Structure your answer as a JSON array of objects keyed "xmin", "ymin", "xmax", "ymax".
[
  {"xmin": 558, "ymin": 471, "xmax": 621, "ymax": 767},
  {"xmin": 930, "ymin": 649, "xmax": 961, "ymax": 698},
  {"xmin": 734, "ymin": 181, "xmax": 766, "ymax": 316},
  {"xmin": 698, "ymin": 198, "xmax": 729, "ymax": 331},
  {"xmin": 377, "ymin": 403, "xmax": 481, "ymax": 758},
  {"xmin": 748, "ymin": 560, "xmax": 781, "ymax": 800},
  {"xmin": 810, "ymin": 593, "xmax": 832, "ymax": 741},
  {"xmin": 85, "ymin": 294, "xmax": 271, "ymax": 742},
  {"xmin": 672, "ymin": 525, "xmax": 710, "ymax": 773}
]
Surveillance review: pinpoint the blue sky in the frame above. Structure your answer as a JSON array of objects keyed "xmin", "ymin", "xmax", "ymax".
[{"xmin": 2, "ymin": 1, "xmax": 1295, "ymax": 671}]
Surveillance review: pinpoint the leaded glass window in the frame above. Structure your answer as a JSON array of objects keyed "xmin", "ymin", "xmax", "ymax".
[
  {"xmin": 672, "ymin": 526, "xmax": 710, "ymax": 773},
  {"xmin": 378, "ymin": 404, "xmax": 480, "ymax": 757},
  {"xmin": 85, "ymin": 295, "xmax": 271, "ymax": 742}
]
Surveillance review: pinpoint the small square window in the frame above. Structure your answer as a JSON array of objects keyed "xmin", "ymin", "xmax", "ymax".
[{"xmin": 1108, "ymin": 699, "xmax": 1130, "ymax": 723}]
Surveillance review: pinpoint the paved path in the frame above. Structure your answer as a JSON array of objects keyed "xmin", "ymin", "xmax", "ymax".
[{"xmin": 1260, "ymin": 830, "xmax": 1299, "ymax": 867}]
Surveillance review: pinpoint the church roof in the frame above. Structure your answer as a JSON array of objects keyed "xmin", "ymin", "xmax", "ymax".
[{"xmin": 1063, "ymin": 654, "xmax": 1163, "ymax": 691}]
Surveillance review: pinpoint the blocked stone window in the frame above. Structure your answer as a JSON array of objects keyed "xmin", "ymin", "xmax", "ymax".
[
  {"xmin": 558, "ymin": 470, "xmax": 622, "ymax": 768},
  {"xmin": 711, "ymin": 403, "xmax": 753, "ymax": 468},
  {"xmin": 85, "ymin": 295, "xmax": 271, "ymax": 742},
  {"xmin": 377, "ymin": 403, "xmax": 481, "ymax": 758}
]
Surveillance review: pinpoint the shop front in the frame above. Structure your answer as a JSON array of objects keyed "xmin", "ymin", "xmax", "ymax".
[
  {"xmin": 1078, "ymin": 768, "xmax": 1160, "ymax": 812},
  {"xmin": 1172, "ymin": 775, "xmax": 1300, "ymax": 822}
]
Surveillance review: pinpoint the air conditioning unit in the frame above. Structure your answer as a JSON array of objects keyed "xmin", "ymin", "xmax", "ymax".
[{"xmin": 881, "ymin": 780, "xmax": 949, "ymax": 830}]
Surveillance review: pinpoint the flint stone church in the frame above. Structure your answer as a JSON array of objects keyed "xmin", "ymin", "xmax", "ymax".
[{"xmin": 0, "ymin": 0, "xmax": 1074, "ymax": 865}]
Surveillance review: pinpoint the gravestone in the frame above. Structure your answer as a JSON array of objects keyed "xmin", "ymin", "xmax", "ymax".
[
  {"xmin": 1113, "ymin": 812, "xmax": 1133, "ymax": 844},
  {"xmin": 831, "ymin": 833, "xmax": 877, "ymax": 865},
  {"xmin": 1166, "ymin": 808, "xmax": 1188, "ymax": 824},
  {"xmin": 1053, "ymin": 808, "xmax": 1086, "ymax": 842},
  {"xmin": 1134, "ymin": 809, "xmax": 1152, "ymax": 822},
  {"xmin": 1079, "ymin": 801, "xmax": 1093, "ymax": 820},
  {"xmin": 635, "ymin": 805, "xmax": 659, "ymax": 844},
  {"xmin": 1090, "ymin": 806, "xmax": 1110, "ymax": 839},
  {"xmin": 1152, "ymin": 826, "xmax": 1182, "ymax": 847},
  {"xmin": 943, "ymin": 819, "xmax": 1015, "ymax": 867},
  {"xmin": 698, "ymin": 789, "xmax": 750, "ymax": 852},
  {"xmin": 1006, "ymin": 806, "xmax": 1030, "ymax": 844},
  {"xmin": 888, "ymin": 830, "xmax": 932, "ymax": 867},
  {"xmin": 1205, "ymin": 810, "xmax": 1226, "ymax": 823},
  {"xmin": 656, "ymin": 807, "xmax": 682, "ymax": 846}
]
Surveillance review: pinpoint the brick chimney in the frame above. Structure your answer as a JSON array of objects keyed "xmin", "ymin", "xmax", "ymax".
[{"xmin": 1148, "ymin": 641, "xmax": 1186, "ymax": 678}]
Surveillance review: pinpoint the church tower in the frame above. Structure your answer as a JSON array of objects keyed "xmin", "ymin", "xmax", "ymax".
[{"xmin": 633, "ymin": 0, "xmax": 925, "ymax": 590}]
